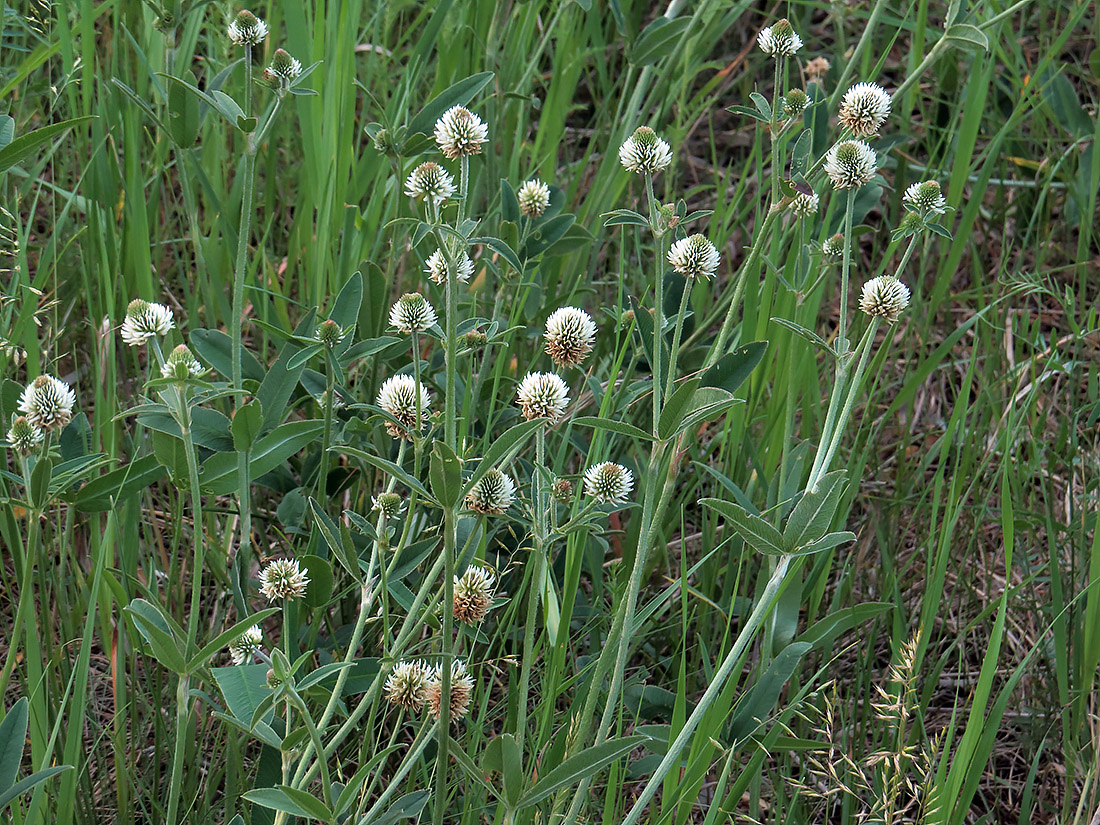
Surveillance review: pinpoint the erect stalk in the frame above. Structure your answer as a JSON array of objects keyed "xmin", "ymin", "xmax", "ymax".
[
  {"xmin": 515, "ymin": 425, "xmax": 548, "ymax": 757},
  {"xmin": 646, "ymin": 173, "xmax": 664, "ymax": 436},
  {"xmin": 770, "ymin": 55, "xmax": 784, "ymax": 205},
  {"xmin": 434, "ymin": 508, "xmax": 458, "ymax": 825},
  {"xmin": 664, "ymin": 275, "xmax": 693, "ymax": 401},
  {"xmin": 619, "ymin": 555, "xmax": 796, "ymax": 825},
  {"xmin": 837, "ymin": 188, "xmax": 856, "ymax": 354},
  {"xmin": 317, "ymin": 351, "xmax": 336, "ymax": 507}
]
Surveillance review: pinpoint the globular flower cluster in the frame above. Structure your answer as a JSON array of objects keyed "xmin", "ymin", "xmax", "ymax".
[
  {"xmin": 453, "ymin": 566, "xmax": 496, "ymax": 625},
  {"xmin": 518, "ymin": 179, "xmax": 551, "ymax": 218},
  {"xmin": 6, "ymin": 416, "xmax": 42, "ymax": 458},
  {"xmin": 433, "ymin": 106, "xmax": 489, "ymax": 160},
  {"xmin": 267, "ymin": 48, "xmax": 302, "ymax": 84},
  {"xmin": 259, "ymin": 558, "xmax": 310, "ymax": 601},
  {"xmin": 757, "ymin": 19, "xmax": 802, "ymax": 57},
  {"xmin": 516, "ymin": 372, "xmax": 570, "ymax": 422},
  {"xmin": 405, "ymin": 162, "xmax": 455, "ymax": 204},
  {"xmin": 314, "ymin": 319, "xmax": 348, "ymax": 348},
  {"xmin": 121, "ymin": 298, "xmax": 174, "ymax": 347},
  {"xmin": 583, "ymin": 462, "xmax": 634, "ymax": 506},
  {"xmin": 838, "ymin": 82, "xmax": 891, "ymax": 138},
  {"xmin": 390, "ymin": 293, "xmax": 437, "ymax": 333},
  {"xmin": 426, "ymin": 660, "xmax": 475, "ymax": 721},
  {"xmin": 161, "ymin": 345, "xmax": 204, "ymax": 381},
  {"xmin": 227, "ymin": 10, "xmax": 267, "ymax": 46},
  {"xmin": 19, "ymin": 375, "xmax": 75, "ymax": 434},
  {"xmin": 668, "ymin": 235, "xmax": 720, "ymax": 280},
  {"xmin": 790, "ymin": 191, "xmax": 819, "ymax": 218},
  {"xmin": 859, "ymin": 276, "xmax": 911, "ymax": 323},
  {"xmin": 465, "ymin": 468, "xmax": 516, "ymax": 515},
  {"xmin": 544, "ymin": 307, "xmax": 596, "ymax": 369},
  {"xmin": 372, "ymin": 491, "xmax": 404, "ymax": 518},
  {"xmin": 377, "ymin": 375, "xmax": 431, "ymax": 440},
  {"xmin": 228, "ymin": 626, "xmax": 263, "ymax": 665},
  {"xmin": 903, "ymin": 180, "xmax": 947, "ymax": 215},
  {"xmin": 619, "ymin": 127, "xmax": 673, "ymax": 176},
  {"xmin": 384, "ymin": 660, "xmax": 431, "ymax": 712},
  {"xmin": 425, "ymin": 249, "xmax": 474, "ymax": 285},
  {"xmin": 825, "ymin": 140, "xmax": 877, "ymax": 190}
]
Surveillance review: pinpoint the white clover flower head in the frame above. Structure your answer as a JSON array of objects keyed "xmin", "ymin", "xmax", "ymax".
[
  {"xmin": 790, "ymin": 191, "xmax": 820, "ymax": 218},
  {"xmin": 822, "ymin": 234, "xmax": 846, "ymax": 257},
  {"xmin": 516, "ymin": 372, "xmax": 569, "ymax": 422},
  {"xmin": 377, "ymin": 375, "xmax": 430, "ymax": 440},
  {"xmin": 384, "ymin": 660, "xmax": 431, "ymax": 711},
  {"xmin": 6, "ymin": 416, "xmax": 42, "ymax": 458},
  {"xmin": 465, "ymin": 468, "xmax": 516, "ymax": 515},
  {"xmin": 453, "ymin": 566, "xmax": 496, "ymax": 625},
  {"xmin": 405, "ymin": 162, "xmax": 456, "ymax": 204},
  {"xmin": 426, "ymin": 660, "xmax": 475, "ymax": 721},
  {"xmin": 161, "ymin": 344, "xmax": 205, "ymax": 381},
  {"xmin": 433, "ymin": 106, "xmax": 489, "ymax": 160},
  {"xmin": 758, "ymin": 19, "xmax": 802, "ymax": 57},
  {"xmin": 314, "ymin": 319, "xmax": 348, "ymax": 348},
  {"xmin": 824, "ymin": 140, "xmax": 877, "ymax": 190},
  {"xmin": 19, "ymin": 375, "xmax": 75, "ymax": 433},
  {"xmin": 668, "ymin": 234, "xmax": 721, "ymax": 280},
  {"xmin": 618, "ymin": 126, "xmax": 673, "ymax": 175},
  {"xmin": 859, "ymin": 276, "xmax": 911, "ymax": 323},
  {"xmin": 517, "ymin": 179, "xmax": 551, "ymax": 218},
  {"xmin": 583, "ymin": 461, "xmax": 634, "ymax": 506},
  {"xmin": 121, "ymin": 298, "xmax": 174, "ymax": 347},
  {"xmin": 390, "ymin": 292, "xmax": 437, "ymax": 333},
  {"xmin": 227, "ymin": 10, "xmax": 267, "ymax": 46},
  {"xmin": 268, "ymin": 48, "xmax": 303, "ymax": 83},
  {"xmin": 425, "ymin": 248, "xmax": 474, "ymax": 285},
  {"xmin": 228, "ymin": 625, "xmax": 263, "ymax": 665},
  {"xmin": 783, "ymin": 88, "xmax": 810, "ymax": 118},
  {"xmin": 839, "ymin": 82, "xmax": 891, "ymax": 138},
  {"xmin": 371, "ymin": 491, "xmax": 404, "ymax": 518},
  {"xmin": 903, "ymin": 180, "xmax": 947, "ymax": 215},
  {"xmin": 259, "ymin": 558, "xmax": 310, "ymax": 601},
  {"xmin": 544, "ymin": 306, "xmax": 596, "ymax": 369}
]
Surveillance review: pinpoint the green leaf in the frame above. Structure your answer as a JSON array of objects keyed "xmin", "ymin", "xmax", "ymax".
[
  {"xmin": 796, "ymin": 602, "xmax": 893, "ymax": 650},
  {"xmin": 430, "ymin": 441, "xmax": 462, "ymax": 509},
  {"xmin": 190, "ymin": 328, "xmax": 265, "ymax": 383},
  {"xmin": 330, "ymin": 270, "xmax": 364, "ymax": 331},
  {"xmin": 657, "ymin": 378, "xmax": 701, "ymax": 441},
  {"xmin": 943, "ymin": 23, "xmax": 989, "ymax": 52},
  {"xmin": 213, "ymin": 664, "xmax": 275, "ymax": 727},
  {"xmin": 258, "ymin": 310, "xmax": 318, "ymax": 434},
  {"xmin": 476, "ymin": 236, "xmax": 524, "ymax": 274},
  {"xmin": 676, "ymin": 388, "xmax": 742, "ymax": 435},
  {"xmin": 167, "ymin": 70, "xmax": 201, "ymax": 147},
  {"xmin": 571, "ymin": 416, "xmax": 655, "ymax": 442},
  {"xmin": 701, "ymin": 498, "xmax": 786, "ymax": 556},
  {"xmin": 244, "ymin": 787, "xmax": 333, "ymax": 821},
  {"xmin": 0, "ymin": 116, "xmax": 13, "ymax": 150},
  {"xmin": 28, "ymin": 456, "xmax": 52, "ymax": 510},
  {"xmin": 406, "ymin": 72, "xmax": 494, "ymax": 142},
  {"xmin": 461, "ymin": 419, "xmax": 543, "ymax": 496},
  {"xmin": 199, "ymin": 420, "xmax": 324, "ymax": 495},
  {"xmin": 151, "ymin": 431, "xmax": 190, "ymax": 487},
  {"xmin": 310, "ymin": 499, "xmax": 361, "ymax": 580},
  {"xmin": 287, "ymin": 343, "xmax": 324, "ymax": 370},
  {"xmin": 791, "ymin": 530, "xmax": 856, "ymax": 557},
  {"xmin": 188, "ymin": 609, "xmax": 280, "ymax": 671},
  {"xmin": 725, "ymin": 105, "xmax": 767, "ymax": 122},
  {"xmin": 700, "ymin": 342, "xmax": 767, "ymax": 394},
  {"xmin": 0, "ymin": 698, "xmax": 28, "ymax": 792},
  {"xmin": 770, "ymin": 317, "xmax": 831, "ymax": 353},
  {"xmin": 0, "ymin": 116, "xmax": 95, "ymax": 176},
  {"xmin": 298, "ymin": 554, "xmax": 334, "ymax": 609},
  {"xmin": 74, "ymin": 454, "xmax": 167, "ymax": 512},
  {"xmin": 231, "ymin": 400, "xmax": 264, "ymax": 452},
  {"xmin": 629, "ymin": 16, "xmax": 691, "ymax": 66},
  {"xmin": 749, "ymin": 92, "xmax": 772, "ymax": 121},
  {"xmin": 602, "ymin": 208, "xmax": 651, "ymax": 228},
  {"xmin": 517, "ymin": 735, "xmax": 648, "ymax": 808},
  {"xmin": 341, "ymin": 447, "xmax": 432, "ymax": 500},
  {"xmin": 499, "ymin": 733, "xmax": 523, "ymax": 807},
  {"xmin": 137, "ymin": 407, "xmax": 234, "ymax": 452},
  {"xmin": 370, "ymin": 790, "xmax": 431, "ymax": 825},
  {"xmin": 125, "ymin": 599, "xmax": 187, "ymax": 673},
  {"xmin": 0, "ymin": 765, "xmax": 71, "ymax": 810},
  {"xmin": 727, "ymin": 643, "xmax": 812, "ymax": 743},
  {"xmin": 782, "ymin": 471, "xmax": 847, "ymax": 551},
  {"xmin": 500, "ymin": 179, "xmax": 520, "ymax": 223}
]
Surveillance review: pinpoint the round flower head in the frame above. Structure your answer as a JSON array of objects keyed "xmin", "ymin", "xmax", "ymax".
[
  {"xmin": 516, "ymin": 372, "xmax": 569, "ymax": 422},
  {"xmin": 390, "ymin": 293, "xmax": 437, "ymax": 334},
  {"xmin": 405, "ymin": 162, "xmax": 456, "ymax": 204},
  {"xmin": 903, "ymin": 180, "xmax": 947, "ymax": 215},
  {"xmin": 161, "ymin": 344, "xmax": 204, "ymax": 381},
  {"xmin": 839, "ymin": 82, "xmax": 891, "ymax": 138},
  {"xmin": 859, "ymin": 276, "xmax": 911, "ymax": 323},
  {"xmin": 824, "ymin": 140, "xmax": 877, "ymax": 190},
  {"xmin": 371, "ymin": 491, "xmax": 404, "ymax": 518},
  {"xmin": 268, "ymin": 48, "xmax": 302, "ymax": 84},
  {"xmin": 227, "ymin": 10, "xmax": 267, "ymax": 46},
  {"xmin": 384, "ymin": 660, "xmax": 431, "ymax": 712},
  {"xmin": 790, "ymin": 191, "xmax": 819, "ymax": 218},
  {"xmin": 544, "ymin": 306, "xmax": 596, "ymax": 369},
  {"xmin": 757, "ymin": 19, "xmax": 802, "ymax": 57},
  {"xmin": 259, "ymin": 558, "xmax": 310, "ymax": 601},
  {"xmin": 433, "ymin": 106, "xmax": 489, "ymax": 160},
  {"xmin": 517, "ymin": 179, "xmax": 551, "ymax": 218},
  {"xmin": 314, "ymin": 319, "xmax": 348, "ymax": 348},
  {"xmin": 583, "ymin": 462, "xmax": 634, "ymax": 506},
  {"xmin": 551, "ymin": 478, "xmax": 573, "ymax": 504},
  {"xmin": 822, "ymin": 234, "xmax": 846, "ymax": 257},
  {"xmin": 453, "ymin": 566, "xmax": 496, "ymax": 625},
  {"xmin": 228, "ymin": 625, "xmax": 263, "ymax": 665},
  {"xmin": 619, "ymin": 127, "xmax": 673, "ymax": 176},
  {"xmin": 465, "ymin": 468, "xmax": 516, "ymax": 515},
  {"xmin": 19, "ymin": 375, "xmax": 75, "ymax": 433},
  {"xmin": 377, "ymin": 375, "xmax": 430, "ymax": 440},
  {"xmin": 805, "ymin": 56, "xmax": 830, "ymax": 83},
  {"xmin": 6, "ymin": 416, "xmax": 42, "ymax": 458},
  {"xmin": 425, "ymin": 248, "xmax": 474, "ymax": 285},
  {"xmin": 426, "ymin": 660, "xmax": 475, "ymax": 721},
  {"xmin": 121, "ymin": 298, "xmax": 174, "ymax": 347},
  {"xmin": 668, "ymin": 234, "xmax": 720, "ymax": 280},
  {"xmin": 783, "ymin": 89, "xmax": 810, "ymax": 119}
]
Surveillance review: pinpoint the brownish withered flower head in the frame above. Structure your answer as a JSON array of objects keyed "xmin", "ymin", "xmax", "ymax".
[
  {"xmin": 453, "ymin": 566, "xmax": 496, "ymax": 625},
  {"xmin": 426, "ymin": 660, "xmax": 475, "ymax": 721}
]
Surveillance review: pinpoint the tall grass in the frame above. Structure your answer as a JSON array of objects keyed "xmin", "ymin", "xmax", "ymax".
[{"xmin": 0, "ymin": 0, "xmax": 1096, "ymax": 823}]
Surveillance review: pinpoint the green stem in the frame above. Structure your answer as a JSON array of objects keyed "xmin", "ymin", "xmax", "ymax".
[
  {"xmin": 838, "ymin": 189, "xmax": 856, "ymax": 353},
  {"xmin": 664, "ymin": 275, "xmax": 693, "ymax": 401},
  {"xmin": 515, "ymin": 426, "xmax": 548, "ymax": 757},
  {"xmin": 434, "ymin": 508, "xmax": 457, "ymax": 825},
  {"xmin": 317, "ymin": 352, "xmax": 336, "ymax": 506},
  {"xmin": 770, "ymin": 55, "xmax": 783, "ymax": 204},
  {"xmin": 646, "ymin": 173, "xmax": 664, "ymax": 436}
]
